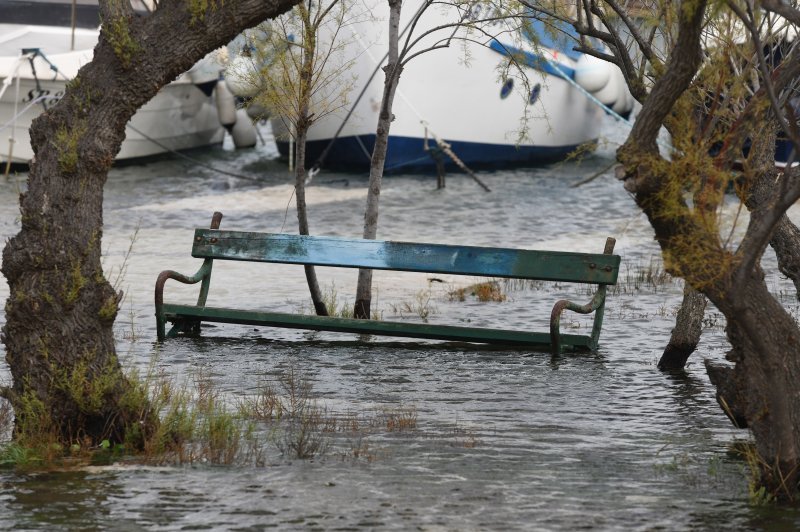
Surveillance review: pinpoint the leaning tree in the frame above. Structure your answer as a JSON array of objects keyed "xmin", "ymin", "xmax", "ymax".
[
  {"xmin": 521, "ymin": 0, "xmax": 800, "ymax": 501},
  {"xmin": 0, "ymin": 0, "xmax": 298, "ymax": 449}
]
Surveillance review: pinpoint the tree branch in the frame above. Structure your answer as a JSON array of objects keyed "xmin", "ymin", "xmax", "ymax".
[
  {"xmin": 759, "ymin": 0, "xmax": 800, "ymax": 26},
  {"xmin": 621, "ymin": 0, "xmax": 707, "ymax": 155},
  {"xmin": 727, "ymin": 0, "xmax": 800, "ymax": 162},
  {"xmin": 602, "ymin": 0, "xmax": 655, "ymax": 64}
]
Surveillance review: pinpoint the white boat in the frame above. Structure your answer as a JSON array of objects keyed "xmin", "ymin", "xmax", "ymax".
[
  {"xmin": 241, "ymin": 3, "xmax": 635, "ymax": 172},
  {"xmin": 0, "ymin": 0, "xmax": 237, "ymax": 167}
]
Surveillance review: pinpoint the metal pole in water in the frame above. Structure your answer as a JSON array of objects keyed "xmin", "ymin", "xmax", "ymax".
[{"xmin": 70, "ymin": 0, "xmax": 77, "ymax": 51}]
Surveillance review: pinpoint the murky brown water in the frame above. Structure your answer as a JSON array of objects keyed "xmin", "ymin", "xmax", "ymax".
[{"xmin": 0, "ymin": 123, "xmax": 799, "ymax": 530}]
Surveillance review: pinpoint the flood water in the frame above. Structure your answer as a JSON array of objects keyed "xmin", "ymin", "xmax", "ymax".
[{"xmin": 1, "ymin": 123, "xmax": 799, "ymax": 530}]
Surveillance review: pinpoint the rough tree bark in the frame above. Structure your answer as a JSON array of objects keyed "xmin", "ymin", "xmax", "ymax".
[
  {"xmin": 661, "ymin": 118, "xmax": 800, "ymax": 371},
  {"xmin": 742, "ymin": 124, "xmax": 800, "ymax": 299},
  {"xmin": 353, "ymin": 0, "xmax": 402, "ymax": 319},
  {"xmin": 614, "ymin": 0, "xmax": 800, "ymax": 499},
  {"xmin": 0, "ymin": 0, "xmax": 298, "ymax": 447}
]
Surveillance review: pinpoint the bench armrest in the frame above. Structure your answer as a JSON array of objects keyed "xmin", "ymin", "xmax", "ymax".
[
  {"xmin": 549, "ymin": 237, "xmax": 615, "ymax": 354},
  {"xmin": 155, "ymin": 260, "xmax": 215, "ymax": 340},
  {"xmin": 155, "ymin": 212, "xmax": 222, "ymax": 340},
  {"xmin": 549, "ymin": 285, "xmax": 609, "ymax": 354}
]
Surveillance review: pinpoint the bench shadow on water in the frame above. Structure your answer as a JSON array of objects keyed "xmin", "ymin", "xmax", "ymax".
[{"xmin": 1, "ymin": 134, "xmax": 800, "ymax": 529}]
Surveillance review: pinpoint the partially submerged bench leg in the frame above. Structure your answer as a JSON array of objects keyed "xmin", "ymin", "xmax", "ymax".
[
  {"xmin": 549, "ymin": 237, "xmax": 616, "ymax": 354},
  {"xmin": 155, "ymin": 212, "xmax": 222, "ymax": 341}
]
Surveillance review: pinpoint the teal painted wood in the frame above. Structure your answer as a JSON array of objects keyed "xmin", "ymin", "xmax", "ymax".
[
  {"xmin": 162, "ymin": 304, "xmax": 594, "ymax": 349},
  {"xmin": 191, "ymin": 230, "xmax": 620, "ymax": 284}
]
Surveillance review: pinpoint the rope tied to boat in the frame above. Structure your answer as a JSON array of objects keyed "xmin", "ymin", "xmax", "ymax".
[{"xmin": 422, "ymin": 121, "xmax": 491, "ymax": 192}]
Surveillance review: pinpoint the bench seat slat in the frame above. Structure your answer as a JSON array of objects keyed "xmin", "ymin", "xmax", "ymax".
[
  {"xmin": 191, "ymin": 231, "xmax": 620, "ymax": 284},
  {"xmin": 163, "ymin": 304, "xmax": 594, "ymax": 349}
]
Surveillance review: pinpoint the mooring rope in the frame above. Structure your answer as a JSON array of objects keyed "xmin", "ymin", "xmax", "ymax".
[
  {"xmin": 123, "ymin": 122, "xmax": 268, "ymax": 182},
  {"xmin": 422, "ymin": 121, "xmax": 491, "ymax": 192},
  {"xmin": 0, "ymin": 94, "xmax": 57, "ymax": 134},
  {"xmin": 1, "ymin": 52, "xmax": 28, "ymax": 175}
]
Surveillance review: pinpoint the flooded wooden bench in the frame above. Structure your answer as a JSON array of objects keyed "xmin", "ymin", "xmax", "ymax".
[{"xmin": 155, "ymin": 212, "xmax": 621, "ymax": 353}]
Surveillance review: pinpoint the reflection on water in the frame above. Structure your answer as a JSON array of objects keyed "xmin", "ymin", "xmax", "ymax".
[{"xmin": 0, "ymin": 126, "xmax": 799, "ymax": 530}]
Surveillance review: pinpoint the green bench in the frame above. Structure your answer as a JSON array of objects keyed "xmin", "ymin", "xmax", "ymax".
[{"xmin": 155, "ymin": 212, "xmax": 621, "ymax": 353}]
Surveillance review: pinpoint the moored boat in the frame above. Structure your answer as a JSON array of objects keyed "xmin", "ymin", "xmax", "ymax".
[
  {"xmin": 232, "ymin": 3, "xmax": 635, "ymax": 173},
  {"xmin": 0, "ymin": 0, "xmax": 256, "ymax": 167}
]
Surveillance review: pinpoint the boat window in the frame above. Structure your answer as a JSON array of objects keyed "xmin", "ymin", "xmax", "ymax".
[
  {"xmin": 530, "ymin": 83, "xmax": 541, "ymax": 104},
  {"xmin": 500, "ymin": 78, "xmax": 513, "ymax": 99}
]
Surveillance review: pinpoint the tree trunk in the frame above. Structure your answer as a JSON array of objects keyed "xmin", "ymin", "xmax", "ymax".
[
  {"xmin": 706, "ymin": 274, "xmax": 800, "ymax": 500},
  {"xmin": 770, "ymin": 217, "xmax": 800, "ymax": 299},
  {"xmin": 292, "ymin": 9, "xmax": 328, "ymax": 316},
  {"xmin": 295, "ymin": 119, "xmax": 329, "ymax": 316},
  {"xmin": 659, "ymin": 123, "xmax": 800, "ymax": 371},
  {"xmin": 613, "ymin": 0, "xmax": 800, "ymax": 498},
  {"xmin": 658, "ymin": 282, "xmax": 706, "ymax": 371},
  {"xmin": 0, "ymin": 0, "xmax": 298, "ymax": 447},
  {"xmin": 353, "ymin": 0, "xmax": 402, "ymax": 319},
  {"xmin": 740, "ymin": 122, "xmax": 800, "ymax": 299}
]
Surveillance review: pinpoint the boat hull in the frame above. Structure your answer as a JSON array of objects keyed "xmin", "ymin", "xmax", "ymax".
[
  {"xmin": 276, "ymin": 134, "xmax": 591, "ymax": 172},
  {"xmin": 0, "ymin": 23, "xmax": 225, "ymax": 166},
  {"xmin": 267, "ymin": 2, "xmax": 608, "ymax": 172},
  {"xmin": 0, "ymin": 78, "xmax": 224, "ymax": 165}
]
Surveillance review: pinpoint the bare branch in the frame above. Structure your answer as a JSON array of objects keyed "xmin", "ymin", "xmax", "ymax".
[
  {"xmin": 602, "ymin": 0, "xmax": 656, "ymax": 63},
  {"xmin": 760, "ymin": 0, "xmax": 800, "ymax": 26},
  {"xmin": 622, "ymin": 0, "xmax": 707, "ymax": 154},
  {"xmin": 727, "ymin": 0, "xmax": 800, "ymax": 161}
]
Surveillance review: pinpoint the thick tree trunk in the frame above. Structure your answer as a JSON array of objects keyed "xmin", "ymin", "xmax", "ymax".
[
  {"xmin": 353, "ymin": 0, "xmax": 402, "ymax": 319},
  {"xmin": 770, "ymin": 218, "xmax": 800, "ymax": 298},
  {"xmin": 1, "ymin": 0, "xmax": 298, "ymax": 447},
  {"xmin": 659, "ymin": 123, "xmax": 800, "ymax": 371},
  {"xmin": 658, "ymin": 282, "xmax": 706, "ymax": 370},
  {"xmin": 706, "ymin": 275, "xmax": 800, "ymax": 500},
  {"xmin": 740, "ymin": 123, "xmax": 800, "ymax": 299},
  {"xmin": 740, "ymin": 159, "xmax": 800, "ymax": 299},
  {"xmin": 614, "ymin": 0, "xmax": 800, "ymax": 498}
]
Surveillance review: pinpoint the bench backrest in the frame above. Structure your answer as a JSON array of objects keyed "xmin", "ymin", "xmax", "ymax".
[{"xmin": 191, "ymin": 230, "xmax": 620, "ymax": 284}]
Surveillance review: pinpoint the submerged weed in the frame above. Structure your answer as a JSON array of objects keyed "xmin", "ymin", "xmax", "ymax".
[
  {"xmin": 0, "ymin": 362, "xmax": 432, "ymax": 469},
  {"xmin": 449, "ymin": 280, "xmax": 507, "ymax": 302},
  {"xmin": 735, "ymin": 441, "xmax": 779, "ymax": 506},
  {"xmin": 321, "ymin": 282, "xmax": 354, "ymax": 318},
  {"xmin": 390, "ymin": 288, "xmax": 437, "ymax": 321},
  {"xmin": 382, "ymin": 406, "xmax": 417, "ymax": 432}
]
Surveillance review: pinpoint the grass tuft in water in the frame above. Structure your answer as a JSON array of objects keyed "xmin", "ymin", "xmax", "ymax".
[
  {"xmin": 0, "ymin": 362, "xmax": 427, "ymax": 468},
  {"xmin": 312, "ymin": 282, "xmax": 382, "ymax": 320},
  {"xmin": 390, "ymin": 288, "xmax": 437, "ymax": 321},
  {"xmin": 449, "ymin": 280, "xmax": 507, "ymax": 302},
  {"xmin": 238, "ymin": 368, "xmax": 419, "ymax": 461},
  {"xmin": 734, "ymin": 440, "xmax": 779, "ymax": 506}
]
